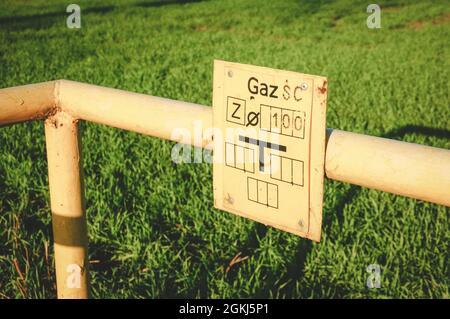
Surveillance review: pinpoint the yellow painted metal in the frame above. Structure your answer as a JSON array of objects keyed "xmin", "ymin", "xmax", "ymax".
[
  {"xmin": 212, "ymin": 61, "xmax": 328, "ymax": 241},
  {"xmin": 0, "ymin": 81, "xmax": 56, "ymax": 126},
  {"xmin": 325, "ymin": 129, "xmax": 450, "ymax": 207},
  {"xmin": 45, "ymin": 111, "xmax": 89, "ymax": 298}
]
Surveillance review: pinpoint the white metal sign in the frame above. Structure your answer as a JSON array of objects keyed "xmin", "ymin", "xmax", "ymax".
[{"xmin": 213, "ymin": 60, "xmax": 328, "ymax": 241}]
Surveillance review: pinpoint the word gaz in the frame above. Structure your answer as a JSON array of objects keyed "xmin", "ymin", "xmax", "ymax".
[{"xmin": 247, "ymin": 76, "xmax": 307, "ymax": 102}]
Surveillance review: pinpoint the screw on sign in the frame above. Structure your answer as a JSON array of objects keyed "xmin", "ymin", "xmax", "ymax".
[{"xmin": 213, "ymin": 60, "xmax": 328, "ymax": 241}]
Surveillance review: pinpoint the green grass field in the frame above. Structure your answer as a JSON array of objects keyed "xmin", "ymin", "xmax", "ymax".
[{"xmin": 0, "ymin": 0, "xmax": 449, "ymax": 298}]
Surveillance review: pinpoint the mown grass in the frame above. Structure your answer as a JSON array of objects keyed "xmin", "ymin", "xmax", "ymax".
[{"xmin": 0, "ymin": 0, "xmax": 449, "ymax": 298}]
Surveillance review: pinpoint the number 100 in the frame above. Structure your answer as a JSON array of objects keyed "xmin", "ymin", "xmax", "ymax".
[{"xmin": 271, "ymin": 108, "xmax": 305, "ymax": 138}]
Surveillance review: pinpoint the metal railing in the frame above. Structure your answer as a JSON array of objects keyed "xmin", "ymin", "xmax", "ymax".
[{"xmin": 1, "ymin": 80, "xmax": 449, "ymax": 298}]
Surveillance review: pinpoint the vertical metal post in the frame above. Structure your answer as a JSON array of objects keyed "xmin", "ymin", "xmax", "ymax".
[{"xmin": 44, "ymin": 111, "xmax": 89, "ymax": 299}]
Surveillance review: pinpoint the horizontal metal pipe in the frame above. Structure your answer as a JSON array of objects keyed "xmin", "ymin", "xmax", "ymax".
[
  {"xmin": 58, "ymin": 80, "xmax": 213, "ymax": 148},
  {"xmin": 0, "ymin": 81, "xmax": 56, "ymax": 126},
  {"xmin": 325, "ymin": 129, "xmax": 450, "ymax": 207},
  {"xmin": 0, "ymin": 81, "xmax": 449, "ymax": 207}
]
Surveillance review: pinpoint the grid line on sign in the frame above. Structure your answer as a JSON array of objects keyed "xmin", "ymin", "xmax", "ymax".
[
  {"xmin": 260, "ymin": 104, "xmax": 306, "ymax": 139},
  {"xmin": 269, "ymin": 154, "xmax": 304, "ymax": 186},
  {"xmin": 247, "ymin": 177, "xmax": 278, "ymax": 209},
  {"xmin": 225, "ymin": 142, "xmax": 255, "ymax": 173}
]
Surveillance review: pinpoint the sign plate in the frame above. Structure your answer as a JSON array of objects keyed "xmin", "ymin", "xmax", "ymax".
[{"xmin": 213, "ymin": 60, "xmax": 328, "ymax": 241}]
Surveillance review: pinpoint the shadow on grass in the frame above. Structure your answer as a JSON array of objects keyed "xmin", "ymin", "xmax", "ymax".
[
  {"xmin": 88, "ymin": 241, "xmax": 122, "ymax": 272},
  {"xmin": 0, "ymin": 0, "xmax": 206, "ymax": 31},
  {"xmin": 0, "ymin": 6, "xmax": 115, "ymax": 31},
  {"xmin": 383, "ymin": 124, "xmax": 450, "ymax": 140},
  {"xmin": 136, "ymin": 0, "xmax": 206, "ymax": 8},
  {"xmin": 146, "ymin": 215, "xmax": 210, "ymax": 297}
]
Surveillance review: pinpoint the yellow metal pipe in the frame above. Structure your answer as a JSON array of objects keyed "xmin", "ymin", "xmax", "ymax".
[
  {"xmin": 58, "ymin": 80, "xmax": 213, "ymax": 148},
  {"xmin": 0, "ymin": 80, "xmax": 449, "ymax": 207},
  {"xmin": 44, "ymin": 111, "xmax": 89, "ymax": 298},
  {"xmin": 324, "ymin": 129, "xmax": 450, "ymax": 207},
  {"xmin": 0, "ymin": 81, "xmax": 56, "ymax": 126}
]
